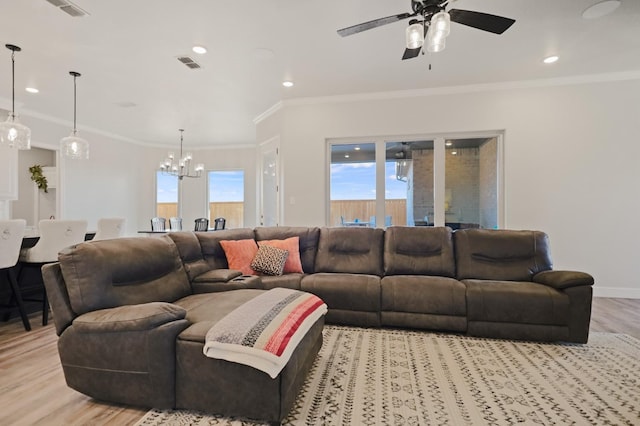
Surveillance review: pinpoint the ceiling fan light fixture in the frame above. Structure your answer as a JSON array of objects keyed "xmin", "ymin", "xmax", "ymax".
[
  {"xmin": 430, "ymin": 11, "xmax": 451, "ymax": 38},
  {"xmin": 405, "ymin": 22, "xmax": 424, "ymax": 49},
  {"xmin": 426, "ymin": 24, "xmax": 446, "ymax": 52}
]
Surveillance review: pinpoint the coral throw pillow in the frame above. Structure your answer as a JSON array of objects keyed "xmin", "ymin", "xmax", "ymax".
[
  {"xmin": 219, "ymin": 239, "xmax": 258, "ymax": 275},
  {"xmin": 257, "ymin": 236, "xmax": 304, "ymax": 274}
]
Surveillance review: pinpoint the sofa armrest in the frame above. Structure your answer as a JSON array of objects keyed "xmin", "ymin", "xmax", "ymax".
[
  {"xmin": 193, "ymin": 268, "xmax": 243, "ymax": 283},
  {"xmin": 72, "ymin": 302, "xmax": 187, "ymax": 333},
  {"xmin": 533, "ymin": 270, "xmax": 594, "ymax": 290}
]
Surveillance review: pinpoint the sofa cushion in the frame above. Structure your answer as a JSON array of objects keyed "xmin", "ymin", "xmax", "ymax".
[
  {"xmin": 174, "ymin": 290, "xmax": 268, "ymax": 342},
  {"xmin": 255, "ymin": 227, "xmax": 320, "ymax": 274},
  {"xmin": 454, "ymin": 229, "xmax": 553, "ymax": 281},
  {"xmin": 314, "ymin": 227, "xmax": 384, "ymax": 276},
  {"xmin": 219, "ymin": 239, "xmax": 258, "ymax": 275},
  {"xmin": 257, "ymin": 237, "xmax": 303, "ymax": 274},
  {"xmin": 384, "ymin": 226, "xmax": 455, "ymax": 277},
  {"xmin": 59, "ymin": 236, "xmax": 192, "ymax": 315},
  {"xmin": 73, "ymin": 302, "xmax": 186, "ymax": 333},
  {"xmin": 251, "ymin": 244, "xmax": 289, "ymax": 276},
  {"xmin": 196, "ymin": 228, "xmax": 256, "ymax": 270},
  {"xmin": 464, "ymin": 279, "xmax": 569, "ymax": 326},
  {"xmin": 301, "ymin": 272, "xmax": 380, "ymax": 313},
  {"xmin": 260, "ymin": 274, "xmax": 303, "ymax": 290},
  {"xmin": 381, "ymin": 275, "xmax": 466, "ymax": 316}
]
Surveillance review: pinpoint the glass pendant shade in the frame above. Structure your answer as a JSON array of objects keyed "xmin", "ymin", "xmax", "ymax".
[
  {"xmin": 61, "ymin": 71, "xmax": 88, "ymax": 159},
  {"xmin": 426, "ymin": 23, "xmax": 447, "ymax": 53},
  {"xmin": 61, "ymin": 129, "xmax": 89, "ymax": 159},
  {"xmin": 0, "ymin": 112, "xmax": 31, "ymax": 149},
  {"xmin": 405, "ymin": 22, "xmax": 424, "ymax": 49},
  {"xmin": 431, "ymin": 11, "xmax": 451, "ymax": 38},
  {"xmin": 1, "ymin": 44, "xmax": 31, "ymax": 150}
]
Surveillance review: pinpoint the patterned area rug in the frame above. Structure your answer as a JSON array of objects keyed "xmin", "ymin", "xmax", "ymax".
[{"xmin": 135, "ymin": 326, "xmax": 640, "ymax": 425}]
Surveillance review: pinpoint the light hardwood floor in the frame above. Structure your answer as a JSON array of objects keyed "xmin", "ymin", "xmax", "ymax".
[{"xmin": 1, "ymin": 297, "xmax": 639, "ymax": 426}]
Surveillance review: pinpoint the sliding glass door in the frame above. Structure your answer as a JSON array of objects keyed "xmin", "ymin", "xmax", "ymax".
[{"xmin": 328, "ymin": 134, "xmax": 502, "ymax": 229}]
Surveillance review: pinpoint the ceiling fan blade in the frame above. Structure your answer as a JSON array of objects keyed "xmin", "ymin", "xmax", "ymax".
[
  {"xmin": 337, "ymin": 12, "xmax": 414, "ymax": 37},
  {"xmin": 448, "ymin": 9, "xmax": 515, "ymax": 34},
  {"xmin": 402, "ymin": 47, "xmax": 421, "ymax": 60}
]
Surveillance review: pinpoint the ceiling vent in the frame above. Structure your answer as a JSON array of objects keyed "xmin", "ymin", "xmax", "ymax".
[
  {"xmin": 45, "ymin": 0, "xmax": 89, "ymax": 17},
  {"xmin": 177, "ymin": 56, "xmax": 201, "ymax": 70}
]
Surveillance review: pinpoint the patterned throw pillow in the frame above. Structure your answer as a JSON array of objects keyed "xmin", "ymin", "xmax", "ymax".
[{"xmin": 251, "ymin": 245, "xmax": 289, "ymax": 276}]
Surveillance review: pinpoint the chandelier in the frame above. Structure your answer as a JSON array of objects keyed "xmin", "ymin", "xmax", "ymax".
[{"xmin": 159, "ymin": 129, "xmax": 204, "ymax": 180}]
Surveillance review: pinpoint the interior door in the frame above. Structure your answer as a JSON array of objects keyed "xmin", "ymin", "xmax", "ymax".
[{"xmin": 259, "ymin": 137, "xmax": 279, "ymax": 226}]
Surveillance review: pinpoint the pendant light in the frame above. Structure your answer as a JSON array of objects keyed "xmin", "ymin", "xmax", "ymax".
[
  {"xmin": 60, "ymin": 71, "xmax": 89, "ymax": 159},
  {"xmin": 0, "ymin": 44, "xmax": 31, "ymax": 149}
]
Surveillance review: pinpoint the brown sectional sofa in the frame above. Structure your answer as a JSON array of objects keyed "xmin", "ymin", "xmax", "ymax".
[{"xmin": 42, "ymin": 225, "xmax": 594, "ymax": 423}]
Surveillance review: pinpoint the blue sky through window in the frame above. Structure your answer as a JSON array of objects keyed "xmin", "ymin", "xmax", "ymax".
[
  {"xmin": 209, "ymin": 170, "xmax": 244, "ymax": 202},
  {"xmin": 157, "ymin": 172, "xmax": 178, "ymax": 203},
  {"xmin": 331, "ymin": 161, "xmax": 407, "ymax": 200}
]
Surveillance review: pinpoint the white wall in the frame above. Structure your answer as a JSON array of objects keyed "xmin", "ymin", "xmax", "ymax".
[
  {"xmin": 257, "ymin": 77, "xmax": 640, "ymax": 298},
  {"xmin": 152, "ymin": 145, "xmax": 258, "ymax": 230},
  {"xmin": 13, "ymin": 148, "xmax": 56, "ymax": 225},
  {"xmin": 10, "ymin": 114, "xmax": 146, "ymax": 237}
]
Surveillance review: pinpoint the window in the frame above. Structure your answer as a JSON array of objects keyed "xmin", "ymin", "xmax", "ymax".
[
  {"xmin": 444, "ymin": 138, "xmax": 499, "ymax": 229},
  {"xmin": 385, "ymin": 140, "xmax": 434, "ymax": 227},
  {"xmin": 156, "ymin": 171, "xmax": 178, "ymax": 219},
  {"xmin": 208, "ymin": 170, "xmax": 244, "ymax": 229},
  {"xmin": 328, "ymin": 134, "xmax": 502, "ymax": 229},
  {"xmin": 329, "ymin": 143, "xmax": 376, "ymax": 226}
]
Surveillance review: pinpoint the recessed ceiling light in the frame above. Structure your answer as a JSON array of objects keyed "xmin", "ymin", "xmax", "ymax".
[
  {"xmin": 25, "ymin": 87, "xmax": 39, "ymax": 94},
  {"xmin": 451, "ymin": 151, "xmax": 458, "ymax": 156},
  {"xmin": 445, "ymin": 141, "xmax": 453, "ymax": 146},
  {"xmin": 282, "ymin": 81, "xmax": 294, "ymax": 88},
  {"xmin": 354, "ymin": 146, "xmax": 361, "ymax": 151},
  {"xmin": 344, "ymin": 154, "xmax": 350, "ymax": 158},
  {"xmin": 192, "ymin": 45, "xmax": 207, "ymax": 54},
  {"xmin": 582, "ymin": 0, "xmax": 621, "ymax": 19},
  {"xmin": 543, "ymin": 55, "xmax": 559, "ymax": 64}
]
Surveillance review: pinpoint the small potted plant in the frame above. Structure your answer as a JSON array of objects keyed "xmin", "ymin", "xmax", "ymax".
[{"xmin": 29, "ymin": 165, "xmax": 48, "ymax": 193}]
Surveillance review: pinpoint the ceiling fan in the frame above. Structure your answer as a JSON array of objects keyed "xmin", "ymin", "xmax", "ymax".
[{"xmin": 337, "ymin": 0, "xmax": 515, "ymax": 60}]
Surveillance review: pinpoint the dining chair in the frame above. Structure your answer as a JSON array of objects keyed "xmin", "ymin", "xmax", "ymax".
[
  {"xmin": 213, "ymin": 217, "xmax": 226, "ymax": 231},
  {"xmin": 93, "ymin": 217, "xmax": 125, "ymax": 241},
  {"xmin": 18, "ymin": 219, "xmax": 88, "ymax": 326},
  {"xmin": 194, "ymin": 218, "xmax": 209, "ymax": 231},
  {"xmin": 169, "ymin": 217, "xmax": 183, "ymax": 231},
  {"xmin": 150, "ymin": 217, "xmax": 166, "ymax": 231},
  {"xmin": 0, "ymin": 219, "xmax": 31, "ymax": 331}
]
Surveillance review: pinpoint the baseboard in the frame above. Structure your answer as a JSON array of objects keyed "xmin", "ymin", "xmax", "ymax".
[{"xmin": 593, "ymin": 286, "xmax": 640, "ymax": 299}]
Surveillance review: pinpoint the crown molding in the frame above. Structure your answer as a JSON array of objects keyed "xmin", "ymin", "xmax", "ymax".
[
  {"xmin": 281, "ymin": 70, "xmax": 640, "ymax": 108},
  {"xmin": 253, "ymin": 101, "xmax": 282, "ymax": 125}
]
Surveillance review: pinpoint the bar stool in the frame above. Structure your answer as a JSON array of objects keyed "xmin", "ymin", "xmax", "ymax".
[
  {"xmin": 0, "ymin": 219, "xmax": 31, "ymax": 331},
  {"xmin": 19, "ymin": 219, "xmax": 88, "ymax": 325},
  {"xmin": 93, "ymin": 217, "xmax": 125, "ymax": 240}
]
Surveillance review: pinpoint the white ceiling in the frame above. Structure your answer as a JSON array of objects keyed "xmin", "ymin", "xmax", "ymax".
[{"xmin": 1, "ymin": 0, "xmax": 639, "ymax": 148}]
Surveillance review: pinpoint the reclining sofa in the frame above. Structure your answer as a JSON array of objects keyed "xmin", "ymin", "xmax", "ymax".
[{"xmin": 42, "ymin": 226, "xmax": 594, "ymax": 423}]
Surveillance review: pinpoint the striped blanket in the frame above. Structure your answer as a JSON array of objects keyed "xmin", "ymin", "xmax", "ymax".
[{"xmin": 203, "ymin": 288, "xmax": 327, "ymax": 378}]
